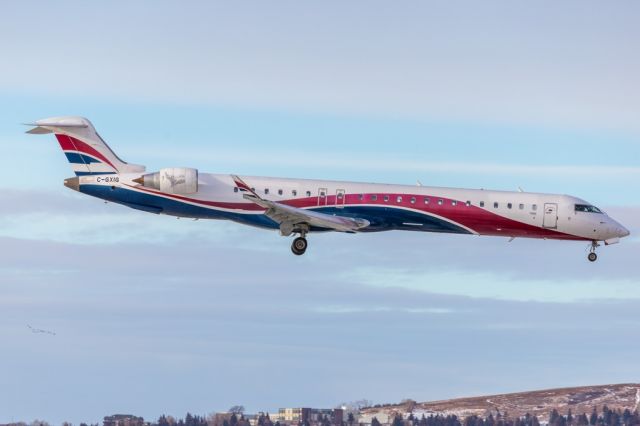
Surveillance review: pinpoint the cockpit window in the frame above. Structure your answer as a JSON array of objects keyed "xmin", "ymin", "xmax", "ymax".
[{"xmin": 575, "ymin": 204, "xmax": 603, "ymax": 214}]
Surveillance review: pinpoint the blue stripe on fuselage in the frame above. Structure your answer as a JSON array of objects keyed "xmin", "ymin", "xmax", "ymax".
[
  {"xmin": 312, "ymin": 206, "xmax": 471, "ymax": 234},
  {"xmin": 75, "ymin": 171, "xmax": 117, "ymax": 176},
  {"xmin": 79, "ymin": 185, "xmax": 471, "ymax": 234},
  {"xmin": 80, "ymin": 185, "xmax": 281, "ymax": 229}
]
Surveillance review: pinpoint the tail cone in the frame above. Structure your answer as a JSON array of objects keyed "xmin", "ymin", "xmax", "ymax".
[{"xmin": 64, "ymin": 177, "xmax": 80, "ymax": 191}]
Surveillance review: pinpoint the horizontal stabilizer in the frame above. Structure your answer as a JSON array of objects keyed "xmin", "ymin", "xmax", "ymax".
[
  {"xmin": 25, "ymin": 126, "xmax": 53, "ymax": 134},
  {"xmin": 24, "ymin": 117, "xmax": 90, "ymax": 134},
  {"xmin": 24, "ymin": 117, "xmax": 89, "ymax": 134},
  {"xmin": 24, "ymin": 117, "xmax": 89, "ymax": 128}
]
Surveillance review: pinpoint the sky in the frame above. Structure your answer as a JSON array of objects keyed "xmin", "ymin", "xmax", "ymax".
[{"xmin": 0, "ymin": 1, "xmax": 639, "ymax": 424}]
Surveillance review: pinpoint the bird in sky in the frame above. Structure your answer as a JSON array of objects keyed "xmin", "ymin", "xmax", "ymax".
[{"xmin": 27, "ymin": 325, "xmax": 56, "ymax": 336}]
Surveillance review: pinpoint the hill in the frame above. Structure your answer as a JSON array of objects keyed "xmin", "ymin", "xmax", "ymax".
[{"xmin": 361, "ymin": 384, "xmax": 640, "ymax": 421}]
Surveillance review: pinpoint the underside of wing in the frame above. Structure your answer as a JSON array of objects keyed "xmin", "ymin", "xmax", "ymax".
[{"xmin": 262, "ymin": 200, "xmax": 370, "ymax": 233}]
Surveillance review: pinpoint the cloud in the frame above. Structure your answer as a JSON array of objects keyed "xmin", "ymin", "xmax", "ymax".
[
  {"xmin": 1, "ymin": 188, "xmax": 637, "ymax": 287},
  {"xmin": 2, "ymin": 224, "xmax": 640, "ymax": 424},
  {"xmin": 2, "ymin": 2, "xmax": 639, "ymax": 424},
  {"xmin": 0, "ymin": 188, "xmax": 243, "ymax": 245},
  {"xmin": 1, "ymin": 2, "xmax": 640, "ymax": 132},
  {"xmin": 117, "ymin": 147, "xmax": 640, "ymax": 180}
]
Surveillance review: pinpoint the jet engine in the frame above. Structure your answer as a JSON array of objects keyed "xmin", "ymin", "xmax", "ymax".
[{"xmin": 133, "ymin": 167, "xmax": 198, "ymax": 194}]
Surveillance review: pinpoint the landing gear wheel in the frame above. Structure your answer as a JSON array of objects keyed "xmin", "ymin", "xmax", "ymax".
[
  {"xmin": 588, "ymin": 252, "xmax": 598, "ymax": 262},
  {"xmin": 291, "ymin": 237, "xmax": 308, "ymax": 256}
]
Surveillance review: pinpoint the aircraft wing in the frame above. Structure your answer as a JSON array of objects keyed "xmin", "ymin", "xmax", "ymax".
[{"xmin": 231, "ymin": 175, "xmax": 370, "ymax": 233}]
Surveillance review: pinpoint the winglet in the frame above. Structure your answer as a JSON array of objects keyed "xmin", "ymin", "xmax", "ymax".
[{"xmin": 231, "ymin": 175, "xmax": 261, "ymax": 199}]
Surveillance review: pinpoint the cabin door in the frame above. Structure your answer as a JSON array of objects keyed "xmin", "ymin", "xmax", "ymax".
[{"xmin": 543, "ymin": 203, "xmax": 558, "ymax": 229}]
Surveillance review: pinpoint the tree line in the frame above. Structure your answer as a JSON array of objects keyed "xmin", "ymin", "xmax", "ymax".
[
  {"xmin": 370, "ymin": 406, "xmax": 640, "ymax": 426},
  {"xmin": 18, "ymin": 405, "xmax": 640, "ymax": 426}
]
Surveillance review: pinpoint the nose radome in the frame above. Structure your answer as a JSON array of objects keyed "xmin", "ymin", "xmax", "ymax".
[{"xmin": 608, "ymin": 216, "xmax": 630, "ymax": 239}]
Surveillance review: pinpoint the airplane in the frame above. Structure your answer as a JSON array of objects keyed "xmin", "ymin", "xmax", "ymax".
[{"xmin": 26, "ymin": 116, "xmax": 630, "ymax": 261}]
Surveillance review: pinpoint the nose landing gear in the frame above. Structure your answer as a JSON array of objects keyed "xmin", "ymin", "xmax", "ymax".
[{"xmin": 588, "ymin": 241, "xmax": 599, "ymax": 262}]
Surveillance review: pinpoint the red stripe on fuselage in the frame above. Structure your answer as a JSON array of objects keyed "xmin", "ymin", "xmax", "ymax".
[
  {"xmin": 124, "ymin": 184, "xmax": 266, "ymax": 211},
  {"xmin": 55, "ymin": 134, "xmax": 117, "ymax": 171},
  {"xmin": 332, "ymin": 193, "xmax": 585, "ymax": 240}
]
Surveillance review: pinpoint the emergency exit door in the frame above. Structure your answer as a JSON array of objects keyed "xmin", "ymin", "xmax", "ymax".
[
  {"xmin": 336, "ymin": 189, "xmax": 345, "ymax": 208},
  {"xmin": 318, "ymin": 188, "xmax": 328, "ymax": 206}
]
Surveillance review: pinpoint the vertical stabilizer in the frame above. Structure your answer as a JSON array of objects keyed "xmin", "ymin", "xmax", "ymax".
[{"xmin": 26, "ymin": 116, "xmax": 145, "ymax": 176}]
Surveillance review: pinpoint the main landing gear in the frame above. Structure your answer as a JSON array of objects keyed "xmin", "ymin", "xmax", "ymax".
[
  {"xmin": 285, "ymin": 224, "xmax": 310, "ymax": 256},
  {"xmin": 291, "ymin": 236, "xmax": 308, "ymax": 256},
  {"xmin": 277, "ymin": 222, "xmax": 311, "ymax": 256},
  {"xmin": 588, "ymin": 241, "xmax": 599, "ymax": 262}
]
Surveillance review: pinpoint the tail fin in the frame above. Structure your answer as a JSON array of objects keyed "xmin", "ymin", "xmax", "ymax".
[{"xmin": 26, "ymin": 116, "xmax": 145, "ymax": 176}]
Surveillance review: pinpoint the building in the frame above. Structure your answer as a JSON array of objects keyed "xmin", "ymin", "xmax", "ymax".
[
  {"xmin": 279, "ymin": 408, "xmax": 307, "ymax": 423},
  {"xmin": 357, "ymin": 412, "xmax": 393, "ymax": 426},
  {"xmin": 103, "ymin": 414, "xmax": 144, "ymax": 426},
  {"xmin": 276, "ymin": 408, "xmax": 344, "ymax": 426}
]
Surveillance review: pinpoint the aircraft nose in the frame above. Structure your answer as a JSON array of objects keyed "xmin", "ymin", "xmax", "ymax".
[
  {"xmin": 610, "ymin": 217, "xmax": 630, "ymax": 238},
  {"xmin": 619, "ymin": 226, "xmax": 630, "ymax": 238}
]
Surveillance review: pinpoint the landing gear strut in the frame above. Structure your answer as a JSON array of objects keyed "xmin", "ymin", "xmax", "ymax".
[
  {"xmin": 588, "ymin": 241, "xmax": 599, "ymax": 262},
  {"xmin": 291, "ymin": 236, "xmax": 308, "ymax": 256}
]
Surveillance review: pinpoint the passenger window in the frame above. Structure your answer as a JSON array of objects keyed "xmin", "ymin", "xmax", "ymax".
[
  {"xmin": 264, "ymin": 188, "xmax": 269, "ymax": 195},
  {"xmin": 466, "ymin": 201, "xmax": 471, "ymax": 207},
  {"xmin": 397, "ymin": 196, "xmax": 402, "ymax": 203},
  {"xmin": 438, "ymin": 199, "xmax": 443, "ymax": 205},
  {"xmin": 338, "ymin": 193, "xmax": 344, "ymax": 199},
  {"xmin": 507, "ymin": 203, "xmax": 512, "ymax": 209},
  {"xmin": 292, "ymin": 190, "xmax": 297, "ymax": 197},
  {"xmin": 320, "ymin": 191, "xmax": 326, "ymax": 197},
  {"xmin": 383, "ymin": 195, "xmax": 389, "ymax": 202},
  {"xmin": 251, "ymin": 187, "xmax": 255, "ymax": 192},
  {"xmin": 410, "ymin": 197, "xmax": 416, "ymax": 204},
  {"xmin": 233, "ymin": 187, "xmax": 238, "ymax": 193},
  {"xmin": 306, "ymin": 191, "xmax": 311, "ymax": 197},
  {"xmin": 278, "ymin": 189, "xmax": 283, "ymax": 196},
  {"xmin": 494, "ymin": 202, "xmax": 499, "ymax": 208},
  {"xmin": 532, "ymin": 204, "xmax": 537, "ymax": 211},
  {"xmin": 451, "ymin": 200, "xmax": 457, "ymax": 206},
  {"xmin": 480, "ymin": 201, "xmax": 485, "ymax": 207},
  {"xmin": 424, "ymin": 197, "xmax": 430, "ymax": 204},
  {"xmin": 519, "ymin": 203, "xmax": 524, "ymax": 210},
  {"xmin": 371, "ymin": 194, "xmax": 378, "ymax": 201},
  {"xmin": 358, "ymin": 194, "xmax": 364, "ymax": 201}
]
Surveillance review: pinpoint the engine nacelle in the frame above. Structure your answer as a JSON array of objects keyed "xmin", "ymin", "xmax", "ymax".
[{"xmin": 135, "ymin": 167, "xmax": 198, "ymax": 194}]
